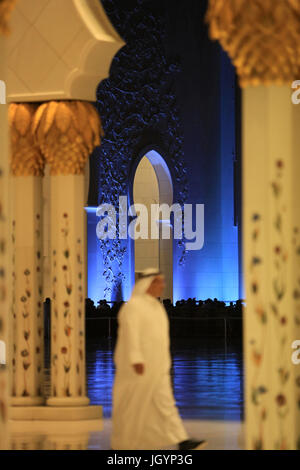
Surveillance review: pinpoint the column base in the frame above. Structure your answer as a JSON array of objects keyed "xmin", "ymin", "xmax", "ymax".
[
  {"xmin": 46, "ymin": 396, "xmax": 90, "ymax": 407},
  {"xmin": 11, "ymin": 396, "xmax": 45, "ymax": 407},
  {"xmin": 10, "ymin": 405, "xmax": 102, "ymax": 421},
  {"xmin": 8, "ymin": 417, "xmax": 103, "ymax": 450}
]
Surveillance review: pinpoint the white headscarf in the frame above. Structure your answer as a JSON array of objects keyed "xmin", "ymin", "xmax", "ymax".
[{"xmin": 131, "ymin": 268, "xmax": 163, "ymax": 297}]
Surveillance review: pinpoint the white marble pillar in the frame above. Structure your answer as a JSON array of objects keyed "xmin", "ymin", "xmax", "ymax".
[
  {"xmin": 47, "ymin": 175, "xmax": 89, "ymax": 406},
  {"xmin": 0, "ymin": 35, "xmax": 9, "ymax": 450},
  {"xmin": 9, "ymin": 103, "xmax": 45, "ymax": 406},
  {"xmin": 243, "ymin": 86, "xmax": 300, "ymax": 450},
  {"xmin": 11, "ymin": 177, "xmax": 44, "ymax": 405},
  {"xmin": 32, "ymin": 100, "xmax": 102, "ymax": 408},
  {"xmin": 205, "ymin": 0, "xmax": 300, "ymax": 450}
]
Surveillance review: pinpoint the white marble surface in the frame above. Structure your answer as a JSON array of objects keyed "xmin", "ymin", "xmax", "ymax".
[
  {"xmin": 6, "ymin": 0, "xmax": 124, "ymax": 101},
  {"xmin": 8, "ymin": 418, "xmax": 244, "ymax": 450}
]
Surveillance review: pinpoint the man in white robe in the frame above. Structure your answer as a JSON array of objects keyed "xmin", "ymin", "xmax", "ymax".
[{"xmin": 111, "ymin": 268, "xmax": 207, "ymax": 450}]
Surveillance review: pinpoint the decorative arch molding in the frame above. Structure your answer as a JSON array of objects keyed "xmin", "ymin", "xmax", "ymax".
[
  {"xmin": 6, "ymin": 0, "xmax": 124, "ymax": 102},
  {"xmin": 129, "ymin": 148, "xmax": 173, "ymax": 208},
  {"xmin": 132, "ymin": 151, "xmax": 174, "ymax": 301}
]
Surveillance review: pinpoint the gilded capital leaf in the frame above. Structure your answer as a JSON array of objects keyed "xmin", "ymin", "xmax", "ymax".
[
  {"xmin": 206, "ymin": 0, "xmax": 300, "ymax": 87},
  {"xmin": 9, "ymin": 103, "xmax": 45, "ymax": 177},
  {"xmin": 32, "ymin": 101, "xmax": 104, "ymax": 176}
]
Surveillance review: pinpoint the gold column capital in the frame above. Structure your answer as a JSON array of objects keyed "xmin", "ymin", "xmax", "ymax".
[
  {"xmin": 0, "ymin": 0, "xmax": 17, "ymax": 36},
  {"xmin": 9, "ymin": 103, "xmax": 45, "ymax": 177},
  {"xmin": 206, "ymin": 0, "xmax": 300, "ymax": 87},
  {"xmin": 33, "ymin": 101, "xmax": 104, "ymax": 176}
]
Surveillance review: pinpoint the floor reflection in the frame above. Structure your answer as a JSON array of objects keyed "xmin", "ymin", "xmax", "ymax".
[
  {"xmin": 8, "ymin": 418, "xmax": 244, "ymax": 450},
  {"xmin": 84, "ymin": 338, "xmax": 243, "ymax": 421},
  {"xmin": 9, "ymin": 420, "xmax": 103, "ymax": 450},
  {"xmin": 10, "ymin": 338, "xmax": 243, "ymax": 450}
]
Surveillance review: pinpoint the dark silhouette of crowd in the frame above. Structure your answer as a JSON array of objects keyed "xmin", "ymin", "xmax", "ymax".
[
  {"xmin": 85, "ymin": 298, "xmax": 124, "ymax": 318},
  {"xmin": 85, "ymin": 297, "xmax": 243, "ymax": 318}
]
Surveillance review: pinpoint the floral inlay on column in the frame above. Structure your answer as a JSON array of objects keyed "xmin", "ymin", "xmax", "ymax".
[
  {"xmin": 76, "ymin": 237, "xmax": 84, "ymax": 397},
  {"xmin": 61, "ymin": 213, "xmax": 72, "ymax": 397},
  {"xmin": 35, "ymin": 213, "xmax": 43, "ymax": 395},
  {"xmin": 293, "ymin": 227, "xmax": 300, "ymax": 329},
  {"xmin": 9, "ymin": 103, "xmax": 45, "ymax": 405},
  {"xmin": 0, "ymin": 164, "xmax": 8, "ymax": 441},
  {"xmin": 270, "ymin": 160, "xmax": 290, "ymax": 450},
  {"xmin": 249, "ymin": 212, "xmax": 268, "ymax": 450},
  {"xmin": 292, "ymin": 227, "xmax": 300, "ymax": 451},
  {"xmin": 11, "ymin": 219, "xmax": 16, "ymax": 396},
  {"xmin": 51, "ymin": 248, "xmax": 58, "ymax": 398},
  {"xmin": 20, "ymin": 268, "xmax": 32, "ymax": 397}
]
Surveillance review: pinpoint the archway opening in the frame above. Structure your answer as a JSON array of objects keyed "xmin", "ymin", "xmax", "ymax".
[{"xmin": 133, "ymin": 150, "xmax": 173, "ymax": 301}]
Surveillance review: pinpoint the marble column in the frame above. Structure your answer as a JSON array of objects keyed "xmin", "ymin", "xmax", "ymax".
[
  {"xmin": 9, "ymin": 103, "xmax": 45, "ymax": 406},
  {"xmin": 0, "ymin": 0, "xmax": 19, "ymax": 447},
  {"xmin": 206, "ymin": 0, "xmax": 300, "ymax": 450},
  {"xmin": 47, "ymin": 174, "xmax": 89, "ymax": 406},
  {"xmin": 243, "ymin": 86, "xmax": 300, "ymax": 450},
  {"xmin": 0, "ymin": 35, "xmax": 9, "ymax": 450},
  {"xmin": 33, "ymin": 101, "xmax": 102, "ymax": 406}
]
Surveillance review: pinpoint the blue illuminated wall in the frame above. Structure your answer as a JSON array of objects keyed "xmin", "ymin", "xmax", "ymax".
[
  {"xmin": 86, "ymin": 207, "xmax": 134, "ymax": 304},
  {"xmin": 167, "ymin": 0, "xmax": 239, "ymax": 302},
  {"xmin": 86, "ymin": 208, "xmax": 101, "ymax": 304},
  {"xmin": 87, "ymin": 0, "xmax": 241, "ymax": 303},
  {"xmin": 172, "ymin": 52, "xmax": 239, "ymax": 302},
  {"xmin": 220, "ymin": 53, "xmax": 240, "ymax": 301}
]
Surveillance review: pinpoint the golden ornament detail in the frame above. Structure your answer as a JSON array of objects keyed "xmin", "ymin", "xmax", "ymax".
[
  {"xmin": 0, "ymin": 0, "xmax": 17, "ymax": 36},
  {"xmin": 32, "ymin": 101, "xmax": 104, "ymax": 176},
  {"xmin": 206, "ymin": 0, "xmax": 300, "ymax": 87},
  {"xmin": 9, "ymin": 103, "xmax": 45, "ymax": 177}
]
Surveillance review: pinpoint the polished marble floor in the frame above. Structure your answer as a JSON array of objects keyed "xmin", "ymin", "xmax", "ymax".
[
  {"xmin": 10, "ymin": 337, "xmax": 244, "ymax": 450},
  {"xmin": 88, "ymin": 418, "xmax": 244, "ymax": 450},
  {"xmin": 8, "ymin": 418, "xmax": 244, "ymax": 450},
  {"xmin": 84, "ymin": 337, "xmax": 244, "ymax": 421}
]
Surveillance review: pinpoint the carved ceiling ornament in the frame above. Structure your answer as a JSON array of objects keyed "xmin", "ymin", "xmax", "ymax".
[
  {"xmin": 9, "ymin": 103, "xmax": 45, "ymax": 177},
  {"xmin": 0, "ymin": 0, "xmax": 17, "ymax": 36},
  {"xmin": 206, "ymin": 0, "xmax": 300, "ymax": 87},
  {"xmin": 32, "ymin": 101, "xmax": 104, "ymax": 176}
]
